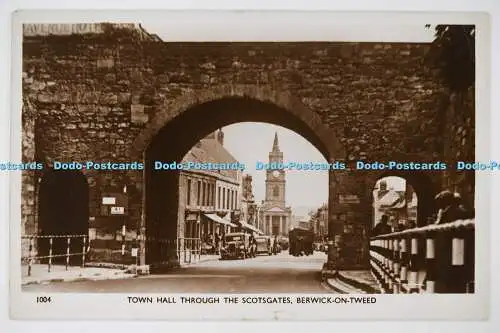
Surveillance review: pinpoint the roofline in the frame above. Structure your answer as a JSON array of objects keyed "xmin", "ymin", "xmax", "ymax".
[{"xmin": 180, "ymin": 169, "xmax": 240, "ymax": 185}]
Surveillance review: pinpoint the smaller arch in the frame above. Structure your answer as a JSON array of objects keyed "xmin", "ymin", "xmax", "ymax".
[
  {"xmin": 37, "ymin": 169, "xmax": 89, "ymax": 265},
  {"xmin": 367, "ymin": 170, "xmax": 438, "ymax": 227}
]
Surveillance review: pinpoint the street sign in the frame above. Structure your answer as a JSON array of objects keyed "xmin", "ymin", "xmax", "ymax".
[
  {"xmin": 339, "ymin": 194, "xmax": 360, "ymax": 204},
  {"xmin": 111, "ymin": 206, "xmax": 125, "ymax": 215},
  {"xmin": 102, "ymin": 197, "xmax": 116, "ymax": 205}
]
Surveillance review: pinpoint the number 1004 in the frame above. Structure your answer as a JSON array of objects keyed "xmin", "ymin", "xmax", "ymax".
[{"xmin": 36, "ymin": 296, "xmax": 51, "ymax": 303}]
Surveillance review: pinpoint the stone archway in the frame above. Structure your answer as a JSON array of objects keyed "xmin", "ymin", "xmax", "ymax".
[
  {"xmin": 130, "ymin": 84, "xmax": 344, "ymax": 159},
  {"xmin": 37, "ymin": 169, "xmax": 89, "ymax": 265},
  {"xmin": 129, "ymin": 85, "xmax": 345, "ymax": 268},
  {"xmin": 365, "ymin": 170, "xmax": 438, "ymax": 228}
]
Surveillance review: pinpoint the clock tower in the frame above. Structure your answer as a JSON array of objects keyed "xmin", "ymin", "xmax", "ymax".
[
  {"xmin": 259, "ymin": 132, "xmax": 292, "ymax": 236},
  {"xmin": 265, "ymin": 132, "xmax": 286, "ymax": 207}
]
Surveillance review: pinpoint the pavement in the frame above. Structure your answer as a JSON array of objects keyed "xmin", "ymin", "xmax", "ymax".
[
  {"xmin": 21, "ymin": 264, "xmax": 136, "ymax": 286},
  {"xmin": 179, "ymin": 254, "xmax": 220, "ymax": 266},
  {"xmin": 323, "ymin": 269, "xmax": 381, "ymax": 294},
  {"xmin": 22, "ymin": 251, "xmax": 334, "ymax": 293},
  {"xmin": 22, "ymin": 251, "xmax": 379, "ymax": 293}
]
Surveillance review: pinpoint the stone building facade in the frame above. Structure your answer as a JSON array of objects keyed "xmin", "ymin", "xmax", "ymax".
[
  {"xmin": 311, "ymin": 203, "xmax": 328, "ymax": 241},
  {"xmin": 372, "ymin": 179, "xmax": 419, "ymax": 230},
  {"xmin": 258, "ymin": 133, "xmax": 292, "ymax": 236},
  {"xmin": 177, "ymin": 130, "xmax": 241, "ymax": 247},
  {"xmin": 20, "ymin": 23, "xmax": 476, "ymax": 270}
]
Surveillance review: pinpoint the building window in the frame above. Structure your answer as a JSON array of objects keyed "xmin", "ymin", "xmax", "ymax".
[
  {"xmin": 226, "ymin": 189, "xmax": 230, "ymax": 210},
  {"xmin": 210, "ymin": 184, "xmax": 214, "ymax": 206},
  {"xmin": 273, "ymin": 186, "xmax": 279, "ymax": 197},
  {"xmin": 202, "ymin": 182, "xmax": 206, "ymax": 207},
  {"xmin": 197, "ymin": 181, "xmax": 201, "ymax": 206},
  {"xmin": 229, "ymin": 190, "xmax": 233, "ymax": 210},
  {"xmin": 235, "ymin": 190, "xmax": 238, "ymax": 209},
  {"xmin": 212, "ymin": 184, "xmax": 216, "ymax": 206},
  {"xmin": 207, "ymin": 183, "xmax": 211, "ymax": 206},
  {"xmin": 207, "ymin": 183, "xmax": 210, "ymax": 206},
  {"xmin": 222, "ymin": 188, "xmax": 226, "ymax": 209},
  {"xmin": 218, "ymin": 187, "xmax": 221, "ymax": 209},
  {"xmin": 206, "ymin": 183, "xmax": 209, "ymax": 206},
  {"xmin": 187, "ymin": 179, "xmax": 191, "ymax": 206}
]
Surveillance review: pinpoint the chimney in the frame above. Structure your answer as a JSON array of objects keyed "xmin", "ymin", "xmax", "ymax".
[{"xmin": 217, "ymin": 129, "xmax": 224, "ymax": 146}]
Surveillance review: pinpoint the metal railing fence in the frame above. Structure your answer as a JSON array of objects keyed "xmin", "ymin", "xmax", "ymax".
[
  {"xmin": 177, "ymin": 237, "xmax": 202, "ymax": 264},
  {"xmin": 21, "ymin": 234, "xmax": 88, "ymax": 276}
]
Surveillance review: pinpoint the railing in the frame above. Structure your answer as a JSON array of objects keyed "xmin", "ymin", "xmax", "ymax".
[
  {"xmin": 21, "ymin": 234, "xmax": 88, "ymax": 276},
  {"xmin": 177, "ymin": 238, "xmax": 201, "ymax": 264},
  {"xmin": 370, "ymin": 219, "xmax": 475, "ymax": 294}
]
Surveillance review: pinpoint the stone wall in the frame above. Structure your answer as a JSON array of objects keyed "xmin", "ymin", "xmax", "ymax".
[
  {"xmin": 441, "ymin": 88, "xmax": 476, "ymax": 208},
  {"xmin": 20, "ymin": 24, "xmax": 475, "ymax": 268}
]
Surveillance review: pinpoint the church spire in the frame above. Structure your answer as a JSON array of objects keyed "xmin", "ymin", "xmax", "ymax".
[{"xmin": 272, "ymin": 132, "xmax": 280, "ymax": 152}]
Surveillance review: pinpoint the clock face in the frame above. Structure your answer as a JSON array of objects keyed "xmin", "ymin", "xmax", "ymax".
[{"xmin": 272, "ymin": 170, "xmax": 280, "ymax": 178}]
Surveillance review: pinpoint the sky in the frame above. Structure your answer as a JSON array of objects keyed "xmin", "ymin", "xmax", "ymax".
[
  {"xmin": 221, "ymin": 123, "xmax": 406, "ymax": 210},
  {"xmin": 222, "ymin": 122, "xmax": 328, "ymax": 209}
]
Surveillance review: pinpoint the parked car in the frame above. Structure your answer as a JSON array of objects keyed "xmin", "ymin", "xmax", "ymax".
[
  {"xmin": 220, "ymin": 232, "xmax": 251, "ymax": 260},
  {"xmin": 278, "ymin": 236, "xmax": 290, "ymax": 251},
  {"xmin": 254, "ymin": 236, "xmax": 272, "ymax": 255},
  {"xmin": 201, "ymin": 242, "xmax": 216, "ymax": 255}
]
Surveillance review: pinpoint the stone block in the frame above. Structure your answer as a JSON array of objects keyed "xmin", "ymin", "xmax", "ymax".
[
  {"xmin": 96, "ymin": 58, "xmax": 114, "ymax": 69},
  {"xmin": 100, "ymin": 93, "xmax": 118, "ymax": 105},
  {"xmin": 131, "ymin": 104, "xmax": 148, "ymax": 124}
]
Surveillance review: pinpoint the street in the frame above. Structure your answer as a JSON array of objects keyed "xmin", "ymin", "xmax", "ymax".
[{"xmin": 22, "ymin": 251, "xmax": 333, "ymax": 293}]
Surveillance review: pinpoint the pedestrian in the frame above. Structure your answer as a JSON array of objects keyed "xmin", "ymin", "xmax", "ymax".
[
  {"xmin": 372, "ymin": 215, "xmax": 392, "ymax": 236},
  {"xmin": 215, "ymin": 233, "xmax": 220, "ymax": 255},
  {"xmin": 434, "ymin": 191, "xmax": 474, "ymax": 224},
  {"xmin": 395, "ymin": 221, "xmax": 406, "ymax": 232}
]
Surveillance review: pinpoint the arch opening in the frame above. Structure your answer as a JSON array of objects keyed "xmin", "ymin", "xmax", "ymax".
[
  {"xmin": 370, "ymin": 171, "xmax": 437, "ymax": 231},
  {"xmin": 142, "ymin": 96, "xmax": 335, "ymax": 266},
  {"xmin": 37, "ymin": 169, "xmax": 89, "ymax": 265}
]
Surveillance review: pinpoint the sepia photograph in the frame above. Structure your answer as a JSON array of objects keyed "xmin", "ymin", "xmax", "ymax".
[{"xmin": 8, "ymin": 10, "xmax": 490, "ymax": 320}]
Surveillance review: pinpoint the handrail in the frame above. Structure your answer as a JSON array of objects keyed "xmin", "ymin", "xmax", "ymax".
[
  {"xmin": 22, "ymin": 234, "xmax": 87, "ymax": 239},
  {"xmin": 21, "ymin": 234, "xmax": 89, "ymax": 277},
  {"xmin": 369, "ymin": 219, "xmax": 475, "ymax": 294},
  {"xmin": 371, "ymin": 219, "xmax": 475, "ymax": 239}
]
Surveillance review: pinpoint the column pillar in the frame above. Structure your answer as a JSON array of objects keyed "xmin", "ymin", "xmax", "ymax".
[
  {"xmin": 325, "ymin": 168, "xmax": 371, "ymax": 271},
  {"xmin": 279, "ymin": 215, "xmax": 283, "ymax": 235}
]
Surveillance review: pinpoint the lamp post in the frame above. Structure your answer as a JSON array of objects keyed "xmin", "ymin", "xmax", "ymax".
[{"xmin": 256, "ymin": 205, "xmax": 262, "ymax": 234}]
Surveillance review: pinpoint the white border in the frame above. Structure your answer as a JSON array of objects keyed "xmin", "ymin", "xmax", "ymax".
[{"xmin": 0, "ymin": 3, "xmax": 496, "ymax": 330}]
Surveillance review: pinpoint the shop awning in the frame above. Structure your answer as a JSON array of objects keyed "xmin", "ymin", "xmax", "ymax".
[
  {"xmin": 238, "ymin": 221, "xmax": 263, "ymax": 235},
  {"xmin": 204, "ymin": 213, "xmax": 238, "ymax": 228}
]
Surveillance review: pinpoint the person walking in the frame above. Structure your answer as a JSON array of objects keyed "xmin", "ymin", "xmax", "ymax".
[
  {"xmin": 372, "ymin": 215, "xmax": 392, "ymax": 236},
  {"xmin": 434, "ymin": 191, "xmax": 474, "ymax": 224}
]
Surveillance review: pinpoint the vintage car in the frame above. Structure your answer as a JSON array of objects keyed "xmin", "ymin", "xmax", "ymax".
[
  {"xmin": 278, "ymin": 236, "xmax": 290, "ymax": 251},
  {"xmin": 220, "ymin": 232, "xmax": 251, "ymax": 260},
  {"xmin": 254, "ymin": 236, "xmax": 272, "ymax": 255}
]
